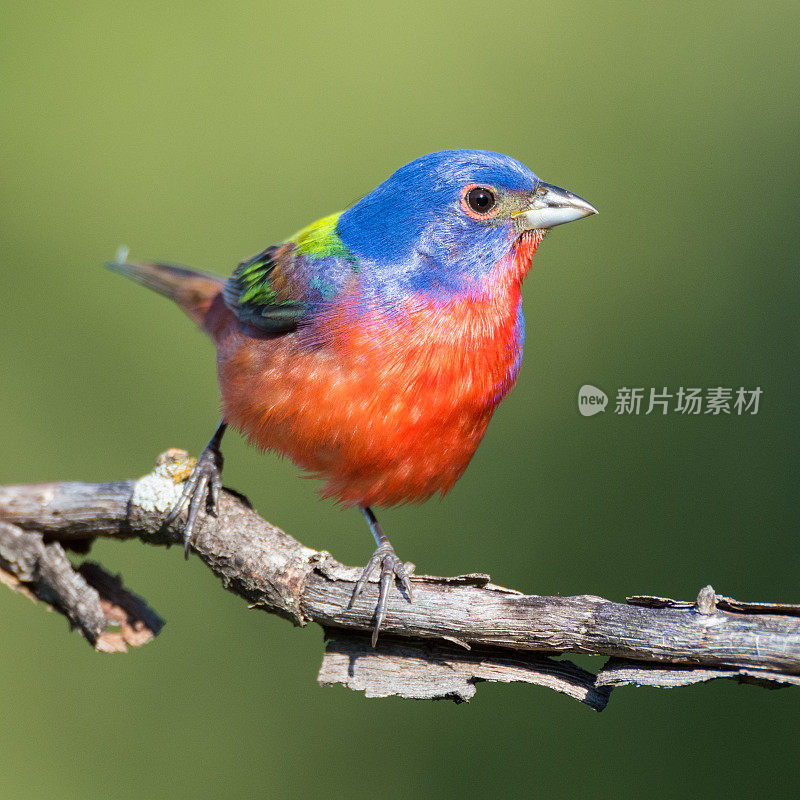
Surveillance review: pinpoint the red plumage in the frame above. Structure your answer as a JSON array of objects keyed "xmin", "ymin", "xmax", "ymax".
[{"xmin": 190, "ymin": 230, "xmax": 543, "ymax": 507}]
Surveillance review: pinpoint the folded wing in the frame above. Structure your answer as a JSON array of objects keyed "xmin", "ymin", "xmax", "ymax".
[{"xmin": 223, "ymin": 212, "xmax": 359, "ymax": 334}]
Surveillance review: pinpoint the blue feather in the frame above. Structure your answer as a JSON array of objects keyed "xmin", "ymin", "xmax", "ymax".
[{"xmin": 337, "ymin": 149, "xmax": 540, "ymax": 305}]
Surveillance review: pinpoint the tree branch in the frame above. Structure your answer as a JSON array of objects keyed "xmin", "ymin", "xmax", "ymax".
[{"xmin": 1, "ymin": 449, "xmax": 798, "ymax": 710}]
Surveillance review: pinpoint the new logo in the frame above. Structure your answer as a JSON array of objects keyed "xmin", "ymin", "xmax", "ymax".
[{"xmin": 578, "ymin": 385, "xmax": 608, "ymax": 417}]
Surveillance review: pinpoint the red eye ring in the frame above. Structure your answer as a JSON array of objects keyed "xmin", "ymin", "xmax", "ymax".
[{"xmin": 461, "ymin": 184, "xmax": 499, "ymax": 220}]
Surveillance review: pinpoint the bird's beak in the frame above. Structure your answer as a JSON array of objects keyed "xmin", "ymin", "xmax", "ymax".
[{"xmin": 513, "ymin": 182, "xmax": 598, "ymax": 231}]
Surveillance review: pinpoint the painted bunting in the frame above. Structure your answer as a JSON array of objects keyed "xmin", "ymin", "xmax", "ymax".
[{"xmin": 109, "ymin": 149, "xmax": 597, "ymax": 643}]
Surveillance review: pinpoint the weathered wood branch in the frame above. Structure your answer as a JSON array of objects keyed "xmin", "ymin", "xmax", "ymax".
[{"xmin": 1, "ymin": 449, "xmax": 798, "ymax": 710}]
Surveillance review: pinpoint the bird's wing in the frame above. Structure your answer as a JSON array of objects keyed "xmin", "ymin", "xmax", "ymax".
[
  {"xmin": 223, "ymin": 243, "xmax": 307, "ymax": 333},
  {"xmin": 223, "ymin": 212, "xmax": 359, "ymax": 334}
]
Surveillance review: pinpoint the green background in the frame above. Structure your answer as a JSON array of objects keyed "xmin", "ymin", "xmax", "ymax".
[{"xmin": 2, "ymin": 1, "xmax": 798, "ymax": 797}]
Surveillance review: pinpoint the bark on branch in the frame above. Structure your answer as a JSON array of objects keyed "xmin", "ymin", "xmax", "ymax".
[{"xmin": 1, "ymin": 449, "xmax": 798, "ymax": 710}]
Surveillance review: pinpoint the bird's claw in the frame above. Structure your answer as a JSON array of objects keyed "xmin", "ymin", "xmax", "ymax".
[
  {"xmin": 163, "ymin": 445, "xmax": 224, "ymax": 558},
  {"xmin": 349, "ymin": 541, "xmax": 413, "ymax": 646}
]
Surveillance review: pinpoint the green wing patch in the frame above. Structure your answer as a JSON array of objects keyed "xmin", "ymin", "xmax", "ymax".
[
  {"xmin": 223, "ymin": 244, "xmax": 305, "ymax": 333},
  {"xmin": 290, "ymin": 212, "xmax": 358, "ymax": 265},
  {"xmin": 223, "ymin": 213, "xmax": 358, "ymax": 334}
]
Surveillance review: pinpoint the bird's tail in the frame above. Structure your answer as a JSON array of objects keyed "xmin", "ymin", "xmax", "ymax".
[{"xmin": 107, "ymin": 248, "xmax": 226, "ymax": 332}]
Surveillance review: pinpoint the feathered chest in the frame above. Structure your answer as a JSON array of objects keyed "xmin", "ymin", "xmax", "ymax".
[
  {"xmin": 315, "ymin": 232, "xmax": 542, "ymax": 414},
  {"xmin": 213, "ymin": 231, "xmax": 542, "ymax": 506},
  {"xmin": 354, "ymin": 288, "xmax": 522, "ymax": 410}
]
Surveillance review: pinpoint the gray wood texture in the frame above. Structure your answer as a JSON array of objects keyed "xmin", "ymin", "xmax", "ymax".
[{"xmin": 1, "ymin": 449, "xmax": 798, "ymax": 709}]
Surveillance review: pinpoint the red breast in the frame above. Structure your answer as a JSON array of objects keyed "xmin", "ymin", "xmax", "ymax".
[{"xmin": 208, "ymin": 231, "xmax": 543, "ymax": 507}]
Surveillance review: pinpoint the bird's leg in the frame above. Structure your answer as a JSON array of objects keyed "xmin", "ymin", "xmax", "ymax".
[
  {"xmin": 164, "ymin": 421, "xmax": 227, "ymax": 558},
  {"xmin": 349, "ymin": 506, "xmax": 413, "ymax": 646}
]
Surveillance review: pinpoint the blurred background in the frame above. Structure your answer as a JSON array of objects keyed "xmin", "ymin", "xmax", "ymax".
[{"xmin": 2, "ymin": 1, "xmax": 798, "ymax": 797}]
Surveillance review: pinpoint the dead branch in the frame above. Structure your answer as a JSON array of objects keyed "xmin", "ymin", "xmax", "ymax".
[{"xmin": 1, "ymin": 448, "xmax": 798, "ymax": 711}]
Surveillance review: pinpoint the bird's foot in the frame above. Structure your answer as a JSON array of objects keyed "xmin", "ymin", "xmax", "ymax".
[
  {"xmin": 163, "ymin": 441, "xmax": 224, "ymax": 558},
  {"xmin": 349, "ymin": 540, "xmax": 414, "ymax": 647}
]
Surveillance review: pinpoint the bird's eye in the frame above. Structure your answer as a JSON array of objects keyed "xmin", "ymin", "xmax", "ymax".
[{"xmin": 465, "ymin": 186, "xmax": 497, "ymax": 216}]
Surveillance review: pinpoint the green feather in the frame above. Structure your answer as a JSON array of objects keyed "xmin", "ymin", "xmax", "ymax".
[
  {"xmin": 222, "ymin": 213, "xmax": 359, "ymax": 334},
  {"xmin": 238, "ymin": 258, "xmax": 278, "ymax": 305},
  {"xmin": 289, "ymin": 212, "xmax": 358, "ymax": 266}
]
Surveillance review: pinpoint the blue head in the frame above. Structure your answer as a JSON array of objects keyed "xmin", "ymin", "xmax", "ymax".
[{"xmin": 337, "ymin": 149, "xmax": 596, "ymax": 302}]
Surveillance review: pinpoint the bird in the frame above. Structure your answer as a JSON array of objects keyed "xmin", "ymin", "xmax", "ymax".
[{"xmin": 108, "ymin": 149, "xmax": 597, "ymax": 644}]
